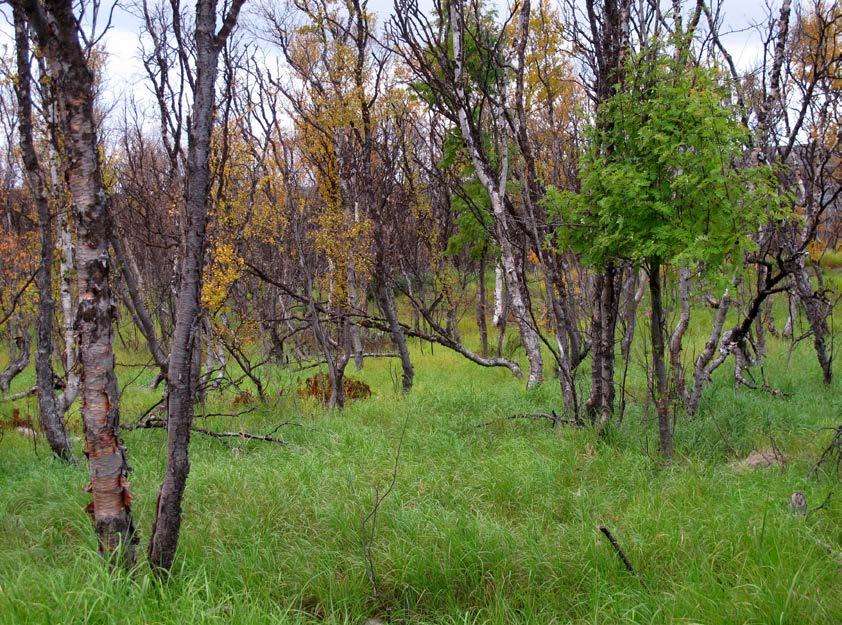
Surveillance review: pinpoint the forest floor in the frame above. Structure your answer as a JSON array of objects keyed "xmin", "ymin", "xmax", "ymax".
[{"xmin": 0, "ymin": 319, "xmax": 840, "ymax": 624}]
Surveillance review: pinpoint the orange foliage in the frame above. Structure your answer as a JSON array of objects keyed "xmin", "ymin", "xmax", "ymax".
[{"xmin": 0, "ymin": 230, "xmax": 38, "ymax": 314}]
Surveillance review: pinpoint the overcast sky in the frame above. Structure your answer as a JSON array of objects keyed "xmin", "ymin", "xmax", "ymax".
[{"xmin": 2, "ymin": 0, "xmax": 780, "ymax": 111}]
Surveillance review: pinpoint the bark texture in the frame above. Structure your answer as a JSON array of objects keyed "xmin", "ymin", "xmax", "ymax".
[
  {"xmin": 587, "ymin": 265, "xmax": 620, "ymax": 427},
  {"xmin": 450, "ymin": 2, "xmax": 543, "ymax": 388},
  {"xmin": 648, "ymin": 260, "xmax": 672, "ymax": 460},
  {"xmin": 14, "ymin": 0, "xmax": 138, "ymax": 565},
  {"xmin": 148, "ymin": 0, "xmax": 246, "ymax": 573},
  {"xmin": 13, "ymin": 6, "xmax": 73, "ymax": 461}
]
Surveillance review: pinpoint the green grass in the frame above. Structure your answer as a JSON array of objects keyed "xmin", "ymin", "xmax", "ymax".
[{"xmin": 0, "ymin": 317, "xmax": 840, "ymax": 624}]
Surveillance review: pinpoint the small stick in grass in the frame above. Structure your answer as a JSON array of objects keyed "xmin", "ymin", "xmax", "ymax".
[{"xmin": 598, "ymin": 525, "xmax": 646, "ymax": 586}]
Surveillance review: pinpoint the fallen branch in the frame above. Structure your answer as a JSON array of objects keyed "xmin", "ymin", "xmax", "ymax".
[
  {"xmin": 478, "ymin": 410, "xmax": 578, "ymax": 429},
  {"xmin": 1, "ymin": 385, "xmax": 37, "ymax": 402},
  {"xmin": 245, "ymin": 261, "xmax": 522, "ymax": 377},
  {"xmin": 812, "ymin": 535, "xmax": 842, "ymax": 565},
  {"xmin": 191, "ymin": 426, "xmax": 287, "ymax": 445},
  {"xmin": 806, "ymin": 491, "xmax": 833, "ymax": 518},
  {"xmin": 291, "ymin": 352, "xmax": 400, "ymax": 373},
  {"xmin": 123, "ymin": 417, "xmax": 288, "ymax": 445},
  {"xmin": 126, "ymin": 397, "xmax": 165, "ymax": 428},
  {"xmin": 194, "ymin": 406, "xmax": 257, "ymax": 420}
]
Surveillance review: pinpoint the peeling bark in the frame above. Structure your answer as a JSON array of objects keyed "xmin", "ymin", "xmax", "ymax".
[
  {"xmin": 587, "ymin": 265, "xmax": 620, "ymax": 427},
  {"xmin": 13, "ymin": 0, "xmax": 138, "ymax": 566}
]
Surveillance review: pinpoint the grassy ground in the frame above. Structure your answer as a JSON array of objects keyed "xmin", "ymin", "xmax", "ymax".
[{"xmin": 0, "ymin": 316, "xmax": 840, "ymax": 624}]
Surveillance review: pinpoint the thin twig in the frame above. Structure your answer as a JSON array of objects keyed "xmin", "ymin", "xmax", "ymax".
[
  {"xmin": 806, "ymin": 491, "xmax": 833, "ymax": 518},
  {"xmin": 0, "ymin": 270, "xmax": 37, "ymax": 328},
  {"xmin": 0, "ymin": 386, "xmax": 37, "ymax": 402},
  {"xmin": 361, "ymin": 415, "xmax": 410, "ymax": 602},
  {"xmin": 810, "ymin": 425, "xmax": 841, "ymax": 479},
  {"xmin": 194, "ymin": 406, "xmax": 257, "ymax": 420}
]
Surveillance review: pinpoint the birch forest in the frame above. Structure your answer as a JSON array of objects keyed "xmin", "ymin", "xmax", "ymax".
[{"xmin": 0, "ymin": 0, "xmax": 840, "ymax": 623}]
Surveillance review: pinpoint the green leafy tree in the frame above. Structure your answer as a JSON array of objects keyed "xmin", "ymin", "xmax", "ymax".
[{"xmin": 551, "ymin": 49, "xmax": 779, "ymax": 458}]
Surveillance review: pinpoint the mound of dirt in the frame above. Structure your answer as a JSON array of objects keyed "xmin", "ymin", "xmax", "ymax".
[{"xmin": 297, "ymin": 373, "xmax": 371, "ymax": 403}]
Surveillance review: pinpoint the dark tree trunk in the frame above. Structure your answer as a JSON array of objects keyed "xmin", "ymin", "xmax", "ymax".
[
  {"xmin": 580, "ymin": 0, "xmax": 631, "ymax": 427},
  {"xmin": 328, "ymin": 350, "xmax": 349, "ymax": 410},
  {"xmin": 14, "ymin": 0, "xmax": 138, "ymax": 566},
  {"xmin": 377, "ymin": 279, "xmax": 414, "ymax": 393},
  {"xmin": 587, "ymin": 264, "xmax": 620, "ymax": 428},
  {"xmin": 13, "ymin": 6, "xmax": 73, "ymax": 461},
  {"xmin": 540, "ymin": 254, "xmax": 581, "ymax": 419},
  {"xmin": 649, "ymin": 259, "xmax": 673, "ymax": 460},
  {"xmin": 191, "ymin": 326, "xmax": 205, "ymax": 405},
  {"xmin": 446, "ymin": 308, "xmax": 461, "ymax": 342},
  {"xmin": 148, "ymin": 0, "xmax": 245, "ymax": 574},
  {"xmin": 111, "ymin": 234, "xmax": 168, "ymax": 373},
  {"xmin": 379, "ymin": 284, "xmax": 415, "ymax": 393},
  {"xmin": 792, "ymin": 261, "xmax": 832, "ymax": 384}
]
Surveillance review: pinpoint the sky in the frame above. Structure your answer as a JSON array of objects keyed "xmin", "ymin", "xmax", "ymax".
[{"xmin": 1, "ymin": 0, "xmax": 779, "ymax": 112}]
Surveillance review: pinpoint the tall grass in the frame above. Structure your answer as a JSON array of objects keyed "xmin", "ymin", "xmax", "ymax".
[{"xmin": 0, "ymin": 312, "xmax": 839, "ymax": 624}]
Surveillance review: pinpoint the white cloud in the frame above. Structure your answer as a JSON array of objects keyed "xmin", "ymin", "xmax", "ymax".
[{"xmin": 99, "ymin": 25, "xmax": 148, "ymax": 107}]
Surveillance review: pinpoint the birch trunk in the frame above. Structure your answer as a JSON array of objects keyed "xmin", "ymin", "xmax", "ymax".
[
  {"xmin": 476, "ymin": 253, "xmax": 489, "ymax": 357},
  {"xmin": 15, "ymin": 0, "xmax": 138, "ymax": 565},
  {"xmin": 492, "ymin": 261, "xmax": 505, "ymax": 328},
  {"xmin": 49, "ymin": 131, "xmax": 80, "ymax": 410},
  {"xmin": 450, "ymin": 3, "xmax": 542, "ymax": 387},
  {"xmin": 13, "ymin": 7, "xmax": 73, "ymax": 461},
  {"xmin": 377, "ymin": 279, "xmax": 414, "ymax": 393}
]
